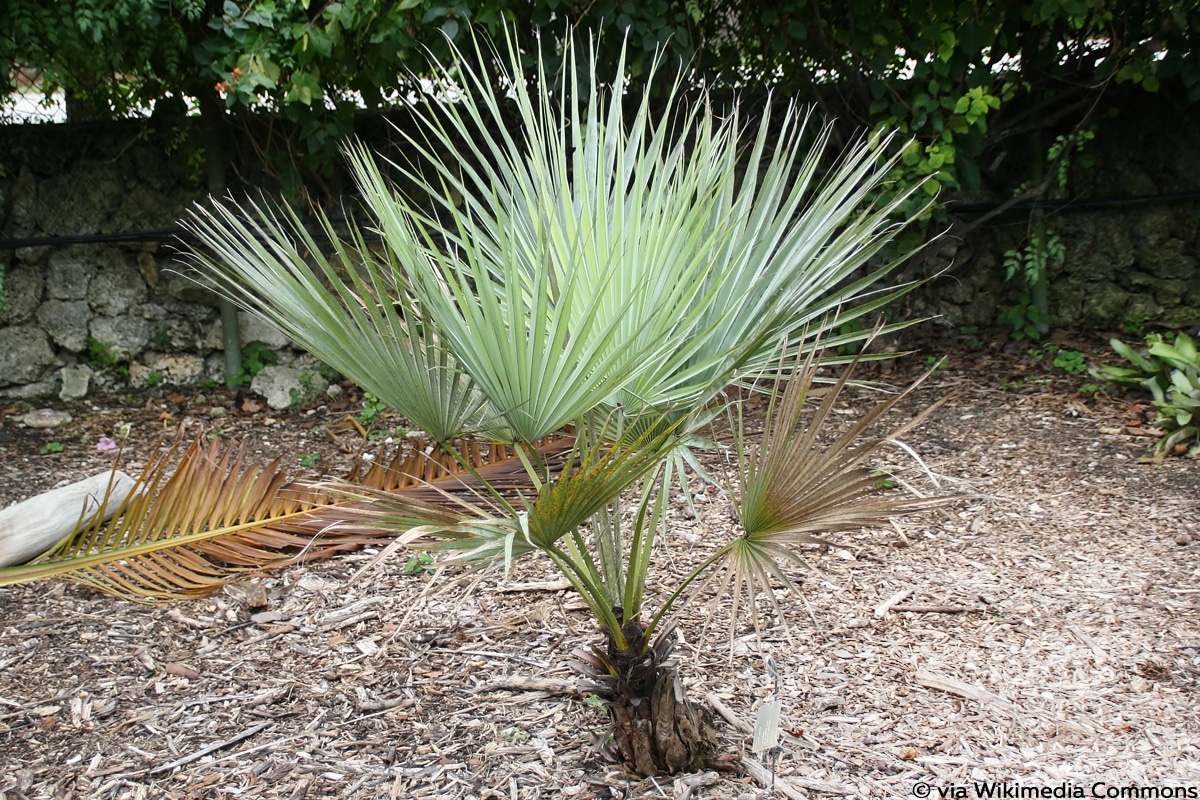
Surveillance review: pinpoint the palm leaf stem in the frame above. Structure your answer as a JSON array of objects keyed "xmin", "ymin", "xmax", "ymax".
[
  {"xmin": 643, "ymin": 543, "xmax": 734, "ymax": 646},
  {"xmin": 0, "ymin": 508, "xmax": 315, "ymax": 588},
  {"xmin": 595, "ymin": 501, "xmax": 625, "ymax": 607},
  {"xmin": 542, "ymin": 540, "xmax": 627, "ymax": 648},
  {"xmin": 619, "ymin": 472, "xmax": 668, "ymax": 625}
]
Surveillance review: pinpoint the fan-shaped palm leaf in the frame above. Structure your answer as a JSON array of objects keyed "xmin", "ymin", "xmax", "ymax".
[
  {"xmin": 717, "ymin": 352, "xmax": 957, "ymax": 627},
  {"xmin": 184, "ymin": 27, "xmax": 930, "ymax": 450},
  {"xmin": 182, "ymin": 199, "xmax": 483, "ymax": 443}
]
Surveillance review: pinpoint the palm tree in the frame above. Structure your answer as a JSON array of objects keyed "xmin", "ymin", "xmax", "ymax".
[{"xmin": 0, "ymin": 28, "xmax": 954, "ymax": 776}]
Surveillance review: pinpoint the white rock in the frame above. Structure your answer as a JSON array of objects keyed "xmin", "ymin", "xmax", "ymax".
[
  {"xmin": 0, "ymin": 470, "xmax": 139, "ymax": 567},
  {"xmin": 59, "ymin": 365, "xmax": 92, "ymax": 401},
  {"xmin": 22, "ymin": 408, "xmax": 73, "ymax": 428},
  {"xmin": 250, "ymin": 365, "xmax": 328, "ymax": 411}
]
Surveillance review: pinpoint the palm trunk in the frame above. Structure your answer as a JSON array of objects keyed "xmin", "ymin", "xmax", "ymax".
[{"xmin": 580, "ymin": 622, "xmax": 716, "ymax": 776}]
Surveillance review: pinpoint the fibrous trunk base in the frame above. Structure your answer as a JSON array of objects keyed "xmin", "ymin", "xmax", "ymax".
[{"xmin": 608, "ymin": 662, "xmax": 715, "ymax": 776}]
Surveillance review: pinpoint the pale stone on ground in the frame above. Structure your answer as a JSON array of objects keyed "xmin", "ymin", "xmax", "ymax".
[
  {"xmin": 58, "ymin": 365, "xmax": 92, "ymax": 401},
  {"xmin": 20, "ymin": 408, "xmax": 72, "ymax": 428},
  {"xmin": 250, "ymin": 365, "xmax": 328, "ymax": 410}
]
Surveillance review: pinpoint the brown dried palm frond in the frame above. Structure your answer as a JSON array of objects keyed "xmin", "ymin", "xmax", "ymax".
[
  {"xmin": 721, "ymin": 352, "xmax": 958, "ymax": 628},
  {"xmin": 345, "ymin": 431, "xmax": 576, "ymax": 504},
  {"xmin": 0, "ymin": 428, "xmax": 570, "ymax": 603}
]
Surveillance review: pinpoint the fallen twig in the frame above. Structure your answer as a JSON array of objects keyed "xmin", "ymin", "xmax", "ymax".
[
  {"xmin": 705, "ymin": 693, "xmax": 752, "ymax": 734},
  {"xmin": 476, "ymin": 675, "xmax": 606, "ymax": 697},
  {"xmin": 149, "ymin": 721, "xmax": 273, "ymax": 775},
  {"xmin": 493, "ymin": 579, "xmax": 573, "ymax": 593},
  {"xmin": 914, "ymin": 669, "xmax": 1017, "ymax": 714},
  {"xmin": 891, "ymin": 605, "xmax": 981, "ymax": 614},
  {"xmin": 1068, "ymin": 625, "xmax": 1108, "ymax": 664},
  {"xmin": 874, "ymin": 589, "xmax": 914, "ymax": 618},
  {"xmin": 673, "ymin": 770, "xmax": 719, "ymax": 800},
  {"xmin": 740, "ymin": 758, "xmax": 807, "ymax": 800}
]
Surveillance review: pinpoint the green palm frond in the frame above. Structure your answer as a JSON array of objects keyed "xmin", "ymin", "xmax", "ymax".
[
  {"xmin": 344, "ymin": 38, "xmax": 725, "ymax": 442},
  {"xmin": 524, "ymin": 417, "xmax": 681, "ymax": 550},
  {"xmin": 352, "ymin": 413, "xmax": 687, "ymax": 646},
  {"xmin": 185, "ymin": 27, "xmax": 930, "ymax": 450},
  {"xmin": 182, "ymin": 198, "xmax": 483, "ymax": 443}
]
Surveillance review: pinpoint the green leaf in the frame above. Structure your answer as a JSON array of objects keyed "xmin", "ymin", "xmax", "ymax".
[
  {"xmin": 1111, "ymin": 338, "xmax": 1157, "ymax": 373},
  {"xmin": 307, "ymin": 25, "xmax": 333, "ymax": 57},
  {"xmin": 1173, "ymin": 332, "xmax": 1198, "ymax": 363},
  {"xmin": 1148, "ymin": 342, "xmax": 1193, "ymax": 371},
  {"xmin": 422, "ymin": 4, "xmax": 447, "ymax": 22}
]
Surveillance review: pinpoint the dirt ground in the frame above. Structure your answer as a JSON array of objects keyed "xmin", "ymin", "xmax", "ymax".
[{"xmin": 1, "ymin": 327, "xmax": 1198, "ymax": 799}]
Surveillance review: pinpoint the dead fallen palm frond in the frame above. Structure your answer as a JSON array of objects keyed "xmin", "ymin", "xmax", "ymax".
[
  {"xmin": 345, "ymin": 432, "xmax": 576, "ymax": 502},
  {"xmin": 0, "ymin": 428, "xmax": 574, "ymax": 603}
]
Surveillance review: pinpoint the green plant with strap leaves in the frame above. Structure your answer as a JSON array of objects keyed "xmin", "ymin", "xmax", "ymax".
[{"xmin": 177, "ymin": 28, "xmax": 957, "ymax": 774}]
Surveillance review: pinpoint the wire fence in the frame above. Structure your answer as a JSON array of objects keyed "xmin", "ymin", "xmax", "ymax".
[{"xmin": 1, "ymin": 87, "xmax": 67, "ymax": 124}]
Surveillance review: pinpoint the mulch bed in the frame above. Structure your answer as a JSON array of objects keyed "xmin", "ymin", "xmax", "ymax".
[{"xmin": 1, "ymin": 328, "xmax": 1198, "ymax": 798}]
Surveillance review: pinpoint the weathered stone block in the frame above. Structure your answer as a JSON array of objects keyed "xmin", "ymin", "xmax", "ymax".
[
  {"xmin": 1126, "ymin": 294, "xmax": 1165, "ymax": 322},
  {"xmin": 250, "ymin": 365, "xmax": 328, "ymax": 410},
  {"xmin": 1079, "ymin": 282, "xmax": 1132, "ymax": 323},
  {"xmin": 36, "ymin": 300, "xmax": 91, "ymax": 351},
  {"xmin": 0, "ymin": 380, "xmax": 57, "ymax": 400},
  {"xmin": 59, "ymin": 364, "xmax": 92, "ymax": 401},
  {"xmin": 90, "ymin": 264, "xmax": 148, "ymax": 316},
  {"xmin": 165, "ymin": 273, "xmax": 222, "ymax": 306},
  {"xmin": 46, "ymin": 247, "xmax": 97, "ymax": 300},
  {"xmin": 14, "ymin": 245, "xmax": 50, "ymax": 266},
  {"xmin": 0, "ymin": 264, "xmax": 44, "ymax": 325},
  {"xmin": 1133, "ymin": 207, "xmax": 1177, "ymax": 249},
  {"xmin": 1140, "ymin": 247, "xmax": 1196, "ymax": 281},
  {"xmin": 89, "ymin": 315, "xmax": 151, "ymax": 358},
  {"xmin": 1154, "ymin": 279, "xmax": 1192, "ymax": 308},
  {"xmin": 146, "ymin": 317, "xmax": 202, "ymax": 352},
  {"xmin": 129, "ymin": 353, "xmax": 205, "ymax": 387},
  {"xmin": 0, "ymin": 326, "xmax": 56, "ymax": 386}
]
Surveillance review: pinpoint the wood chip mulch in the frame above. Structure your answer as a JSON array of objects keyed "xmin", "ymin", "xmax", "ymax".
[{"xmin": 2, "ymin": 342, "xmax": 1198, "ymax": 799}]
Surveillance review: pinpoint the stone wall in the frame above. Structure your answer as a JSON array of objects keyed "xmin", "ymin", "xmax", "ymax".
[
  {"xmin": 2, "ymin": 98, "xmax": 1199, "ymax": 400},
  {"xmin": 0, "ymin": 119, "xmax": 309, "ymax": 400},
  {"xmin": 909, "ymin": 91, "xmax": 1200, "ymax": 330}
]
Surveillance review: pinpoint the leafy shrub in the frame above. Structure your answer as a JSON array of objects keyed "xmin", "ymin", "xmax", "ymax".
[
  {"xmin": 1051, "ymin": 349, "xmax": 1086, "ymax": 375},
  {"xmin": 228, "ymin": 341, "xmax": 278, "ymax": 387},
  {"xmin": 87, "ymin": 337, "xmax": 130, "ymax": 383},
  {"xmin": 1092, "ymin": 332, "xmax": 1200, "ymax": 458}
]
